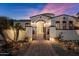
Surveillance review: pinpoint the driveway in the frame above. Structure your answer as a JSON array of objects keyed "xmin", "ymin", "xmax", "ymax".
[{"xmin": 23, "ymin": 40, "xmax": 58, "ymax": 56}]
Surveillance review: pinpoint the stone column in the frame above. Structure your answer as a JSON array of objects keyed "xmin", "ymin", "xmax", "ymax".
[
  {"xmin": 49, "ymin": 26, "xmax": 56, "ymax": 41},
  {"xmin": 26, "ymin": 26, "xmax": 32, "ymax": 42}
]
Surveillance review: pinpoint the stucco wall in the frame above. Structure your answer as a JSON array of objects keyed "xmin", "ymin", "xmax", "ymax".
[
  {"xmin": 3, "ymin": 28, "xmax": 26, "ymax": 42},
  {"xmin": 52, "ymin": 15, "xmax": 77, "ymax": 29},
  {"xmin": 49, "ymin": 27, "xmax": 56, "ymax": 40},
  {"xmin": 56, "ymin": 30, "xmax": 79, "ymax": 40},
  {"xmin": 17, "ymin": 30, "xmax": 26, "ymax": 41},
  {"xmin": 3, "ymin": 29, "xmax": 15, "ymax": 42},
  {"xmin": 26, "ymin": 27, "xmax": 32, "ymax": 41}
]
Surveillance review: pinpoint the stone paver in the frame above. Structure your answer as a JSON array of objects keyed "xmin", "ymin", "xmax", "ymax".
[{"xmin": 23, "ymin": 40, "xmax": 58, "ymax": 56}]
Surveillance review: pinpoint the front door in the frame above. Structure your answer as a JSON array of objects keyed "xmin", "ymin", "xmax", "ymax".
[{"xmin": 36, "ymin": 21, "xmax": 45, "ymax": 40}]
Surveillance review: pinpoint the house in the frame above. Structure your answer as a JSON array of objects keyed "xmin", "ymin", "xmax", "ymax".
[{"xmin": 13, "ymin": 13, "xmax": 79, "ymax": 41}]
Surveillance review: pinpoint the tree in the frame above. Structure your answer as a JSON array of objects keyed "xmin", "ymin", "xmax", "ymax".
[
  {"xmin": 14, "ymin": 23, "xmax": 25, "ymax": 42},
  {"xmin": 0, "ymin": 16, "xmax": 13, "ymax": 43},
  {"xmin": 14, "ymin": 23, "xmax": 20, "ymax": 41}
]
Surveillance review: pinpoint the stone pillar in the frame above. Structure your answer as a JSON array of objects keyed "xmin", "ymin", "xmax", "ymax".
[
  {"xmin": 49, "ymin": 26, "xmax": 56, "ymax": 41},
  {"xmin": 66, "ymin": 21, "xmax": 69, "ymax": 30},
  {"xmin": 26, "ymin": 26, "xmax": 32, "ymax": 42},
  {"xmin": 46, "ymin": 27, "xmax": 49, "ymax": 40}
]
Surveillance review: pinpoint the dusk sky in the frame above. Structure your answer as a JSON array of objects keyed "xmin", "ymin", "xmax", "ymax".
[{"xmin": 0, "ymin": 3, "xmax": 79, "ymax": 19}]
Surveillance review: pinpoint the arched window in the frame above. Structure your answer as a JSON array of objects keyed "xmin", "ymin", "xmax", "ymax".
[
  {"xmin": 47, "ymin": 29, "xmax": 49, "ymax": 35},
  {"xmin": 32, "ymin": 30, "xmax": 35, "ymax": 34},
  {"xmin": 63, "ymin": 21, "xmax": 66, "ymax": 30},
  {"xmin": 69, "ymin": 21, "xmax": 74, "ymax": 30},
  {"xmin": 25, "ymin": 23, "xmax": 30, "ymax": 27},
  {"xmin": 56, "ymin": 21, "xmax": 60, "ymax": 29}
]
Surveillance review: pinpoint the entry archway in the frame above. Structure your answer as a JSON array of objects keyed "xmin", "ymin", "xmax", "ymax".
[{"xmin": 36, "ymin": 21, "xmax": 46, "ymax": 40}]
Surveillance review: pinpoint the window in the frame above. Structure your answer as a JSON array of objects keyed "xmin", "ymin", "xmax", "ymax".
[
  {"xmin": 69, "ymin": 21, "xmax": 74, "ymax": 30},
  {"xmin": 78, "ymin": 17, "xmax": 79, "ymax": 19},
  {"xmin": 15, "ymin": 23, "xmax": 21, "ymax": 27},
  {"xmin": 63, "ymin": 21, "xmax": 66, "ymax": 30},
  {"xmin": 63, "ymin": 17, "xmax": 66, "ymax": 20},
  {"xmin": 56, "ymin": 21, "xmax": 60, "ymax": 29},
  {"xmin": 47, "ymin": 29, "xmax": 49, "ymax": 34},
  {"xmin": 63, "ymin": 16, "xmax": 68, "ymax": 21},
  {"xmin": 25, "ymin": 23, "xmax": 30, "ymax": 27},
  {"xmin": 15, "ymin": 23, "xmax": 22, "ymax": 29},
  {"xmin": 32, "ymin": 30, "xmax": 35, "ymax": 34}
]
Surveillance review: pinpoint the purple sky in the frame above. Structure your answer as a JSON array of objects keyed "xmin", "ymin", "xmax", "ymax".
[{"xmin": 0, "ymin": 3, "xmax": 79, "ymax": 19}]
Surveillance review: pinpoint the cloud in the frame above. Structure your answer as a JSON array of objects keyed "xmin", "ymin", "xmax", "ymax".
[
  {"xmin": 23, "ymin": 4, "xmax": 73, "ymax": 17},
  {"xmin": 14, "ymin": 8, "xmax": 41, "ymax": 19},
  {"xmin": 40, "ymin": 3, "xmax": 74, "ymax": 15},
  {"xmin": 13, "ymin": 3, "xmax": 79, "ymax": 19},
  {"xmin": 25, "ymin": 8, "xmax": 41, "ymax": 17}
]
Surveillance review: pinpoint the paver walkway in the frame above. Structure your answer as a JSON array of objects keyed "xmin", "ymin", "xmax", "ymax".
[
  {"xmin": 23, "ymin": 40, "xmax": 58, "ymax": 56},
  {"xmin": 17, "ymin": 40, "xmax": 79, "ymax": 56}
]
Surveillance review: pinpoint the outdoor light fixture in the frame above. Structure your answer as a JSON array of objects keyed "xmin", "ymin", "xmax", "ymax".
[{"xmin": 50, "ymin": 38, "xmax": 56, "ymax": 43}]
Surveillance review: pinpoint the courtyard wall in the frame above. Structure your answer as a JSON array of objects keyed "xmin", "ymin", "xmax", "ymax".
[{"xmin": 56, "ymin": 30, "xmax": 79, "ymax": 41}]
